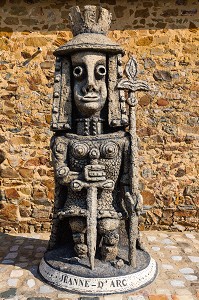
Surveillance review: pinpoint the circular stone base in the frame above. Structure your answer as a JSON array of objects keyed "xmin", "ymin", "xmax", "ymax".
[{"xmin": 39, "ymin": 246, "xmax": 157, "ymax": 295}]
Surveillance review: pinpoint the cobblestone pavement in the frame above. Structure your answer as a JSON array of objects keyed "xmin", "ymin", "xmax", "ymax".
[{"xmin": 0, "ymin": 231, "xmax": 198, "ymax": 300}]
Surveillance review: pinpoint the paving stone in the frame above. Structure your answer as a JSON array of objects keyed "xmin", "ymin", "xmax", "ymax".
[
  {"xmin": 10, "ymin": 246, "xmax": 20, "ymax": 252},
  {"xmin": 162, "ymin": 239, "xmax": 174, "ymax": 245},
  {"xmin": 185, "ymin": 233, "xmax": 195, "ymax": 239},
  {"xmin": 173, "ymin": 237, "xmax": 186, "ymax": 242},
  {"xmin": 10, "ymin": 270, "xmax": 24, "ymax": 278},
  {"xmin": 173, "ymin": 289, "xmax": 193, "ymax": 295},
  {"xmin": 0, "ymin": 266, "xmax": 7, "ymax": 273},
  {"xmin": 14, "ymin": 240, "xmax": 24, "ymax": 245},
  {"xmin": 170, "ymin": 280, "xmax": 185, "ymax": 287},
  {"xmin": 104, "ymin": 296, "xmax": 123, "ymax": 300},
  {"xmin": 27, "ymin": 279, "xmax": 36, "ymax": 288},
  {"xmin": 152, "ymin": 246, "xmax": 160, "ymax": 251},
  {"xmin": 184, "ymin": 248, "xmax": 193, "ymax": 253},
  {"xmin": 0, "ymin": 288, "xmax": 17, "ymax": 299},
  {"xmin": 188, "ymin": 256, "xmax": 199, "ymax": 263},
  {"xmin": 128, "ymin": 295, "xmax": 146, "ymax": 300},
  {"xmin": 24, "ymin": 245, "xmax": 34, "ymax": 249},
  {"xmin": 17, "ymin": 262, "xmax": 28, "ymax": 268},
  {"xmin": 39, "ymin": 285, "xmax": 55, "ymax": 293},
  {"xmin": 172, "ymin": 296, "xmax": 195, "ymax": 300},
  {"xmin": 58, "ymin": 293, "xmax": 79, "ymax": 299},
  {"xmin": 164, "ymin": 245, "xmax": 178, "ymax": 249},
  {"xmin": 155, "ymin": 288, "xmax": 171, "ymax": 295},
  {"xmin": 7, "ymin": 278, "xmax": 19, "ymax": 287},
  {"xmin": 18, "ymin": 256, "xmax": 28, "ymax": 262},
  {"xmin": 35, "ymin": 253, "xmax": 44, "ymax": 258},
  {"xmin": 162, "ymin": 264, "xmax": 174, "ymax": 270},
  {"xmin": 158, "ymin": 233, "xmax": 168, "ymax": 238},
  {"xmin": 184, "ymin": 274, "xmax": 198, "ymax": 281},
  {"xmin": 179, "ymin": 268, "xmax": 194, "ymax": 274},
  {"xmin": 4, "ymin": 252, "xmax": 18, "ymax": 259},
  {"xmin": 6, "ymin": 296, "xmax": 18, "ymax": 300},
  {"xmin": 171, "ymin": 256, "xmax": 182, "ymax": 261},
  {"xmin": 2, "ymin": 259, "xmax": 15, "ymax": 264},
  {"xmin": 36, "ymin": 247, "xmax": 46, "ymax": 252},
  {"xmin": 147, "ymin": 236, "xmax": 157, "ymax": 242}
]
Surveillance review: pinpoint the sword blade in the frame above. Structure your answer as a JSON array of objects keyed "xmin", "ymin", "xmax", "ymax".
[{"xmin": 87, "ymin": 186, "xmax": 97, "ymax": 270}]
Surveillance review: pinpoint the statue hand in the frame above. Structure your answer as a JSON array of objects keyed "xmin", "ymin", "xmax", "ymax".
[
  {"xmin": 56, "ymin": 166, "xmax": 79, "ymax": 185},
  {"xmin": 84, "ymin": 164, "xmax": 106, "ymax": 182},
  {"xmin": 125, "ymin": 190, "xmax": 143, "ymax": 215}
]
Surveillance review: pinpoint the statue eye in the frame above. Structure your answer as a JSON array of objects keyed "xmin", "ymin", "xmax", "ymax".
[
  {"xmin": 73, "ymin": 66, "xmax": 83, "ymax": 78},
  {"xmin": 96, "ymin": 65, "xmax": 106, "ymax": 77}
]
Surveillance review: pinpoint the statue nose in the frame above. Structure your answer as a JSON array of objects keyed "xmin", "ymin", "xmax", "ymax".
[
  {"xmin": 82, "ymin": 72, "xmax": 97, "ymax": 94},
  {"xmin": 82, "ymin": 84, "xmax": 96, "ymax": 94}
]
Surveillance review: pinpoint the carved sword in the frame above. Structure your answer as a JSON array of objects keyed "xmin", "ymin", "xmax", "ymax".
[{"xmin": 71, "ymin": 148, "xmax": 114, "ymax": 270}]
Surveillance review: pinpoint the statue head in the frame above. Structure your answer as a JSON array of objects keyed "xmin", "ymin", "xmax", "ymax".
[
  {"xmin": 51, "ymin": 6, "xmax": 128, "ymax": 132},
  {"xmin": 71, "ymin": 51, "xmax": 107, "ymax": 118}
]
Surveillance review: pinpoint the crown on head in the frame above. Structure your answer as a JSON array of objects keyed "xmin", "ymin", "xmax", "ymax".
[{"xmin": 69, "ymin": 6, "xmax": 112, "ymax": 36}]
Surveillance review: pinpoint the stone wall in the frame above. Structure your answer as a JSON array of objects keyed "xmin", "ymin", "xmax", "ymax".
[{"xmin": 0, "ymin": 0, "xmax": 198, "ymax": 233}]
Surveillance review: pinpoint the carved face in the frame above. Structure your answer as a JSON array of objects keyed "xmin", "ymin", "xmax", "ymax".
[{"xmin": 71, "ymin": 52, "xmax": 107, "ymax": 118}]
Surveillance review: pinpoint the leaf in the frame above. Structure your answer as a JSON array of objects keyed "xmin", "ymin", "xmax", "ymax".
[
  {"xmin": 118, "ymin": 79, "xmax": 149, "ymax": 91},
  {"xmin": 125, "ymin": 57, "xmax": 137, "ymax": 80}
]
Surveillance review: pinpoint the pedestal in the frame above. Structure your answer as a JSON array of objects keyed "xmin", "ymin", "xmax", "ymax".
[{"xmin": 39, "ymin": 245, "xmax": 157, "ymax": 295}]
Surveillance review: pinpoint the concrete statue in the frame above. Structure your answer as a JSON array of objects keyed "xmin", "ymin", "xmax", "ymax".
[{"xmin": 39, "ymin": 5, "xmax": 157, "ymax": 295}]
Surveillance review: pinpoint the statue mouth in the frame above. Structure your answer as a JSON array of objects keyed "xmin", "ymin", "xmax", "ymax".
[{"xmin": 81, "ymin": 94, "xmax": 99, "ymax": 102}]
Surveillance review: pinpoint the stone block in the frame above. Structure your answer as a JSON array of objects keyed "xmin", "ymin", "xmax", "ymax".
[
  {"xmin": 157, "ymin": 98, "xmax": 169, "ymax": 106},
  {"xmin": 136, "ymin": 36, "xmax": 153, "ymax": 46},
  {"xmin": 135, "ymin": 8, "xmax": 150, "ymax": 18},
  {"xmin": 0, "ymin": 202, "xmax": 19, "ymax": 221},
  {"xmin": 24, "ymin": 37, "xmax": 50, "ymax": 47},
  {"xmin": 32, "ymin": 207, "xmax": 51, "ymax": 219},
  {"xmin": 139, "ymin": 94, "xmax": 152, "ymax": 106},
  {"xmin": 5, "ymin": 188, "xmax": 20, "ymax": 200},
  {"xmin": 142, "ymin": 190, "xmax": 156, "ymax": 206},
  {"xmin": 153, "ymin": 70, "xmax": 172, "ymax": 82},
  {"xmin": 0, "ymin": 167, "xmax": 19, "ymax": 178},
  {"xmin": 19, "ymin": 168, "xmax": 34, "ymax": 178}
]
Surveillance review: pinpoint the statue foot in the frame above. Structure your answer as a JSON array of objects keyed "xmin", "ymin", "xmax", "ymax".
[
  {"xmin": 101, "ymin": 245, "xmax": 118, "ymax": 261},
  {"xmin": 111, "ymin": 258, "xmax": 125, "ymax": 269},
  {"xmin": 74, "ymin": 243, "xmax": 88, "ymax": 258}
]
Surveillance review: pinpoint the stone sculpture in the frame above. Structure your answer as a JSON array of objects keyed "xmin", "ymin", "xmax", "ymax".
[{"xmin": 39, "ymin": 5, "xmax": 157, "ymax": 295}]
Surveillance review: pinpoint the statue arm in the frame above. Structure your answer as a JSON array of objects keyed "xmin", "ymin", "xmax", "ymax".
[
  {"xmin": 122, "ymin": 136, "xmax": 143, "ymax": 215},
  {"xmin": 51, "ymin": 136, "xmax": 79, "ymax": 185}
]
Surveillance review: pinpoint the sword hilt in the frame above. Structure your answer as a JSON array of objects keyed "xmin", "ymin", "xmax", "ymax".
[{"xmin": 71, "ymin": 179, "xmax": 114, "ymax": 192}]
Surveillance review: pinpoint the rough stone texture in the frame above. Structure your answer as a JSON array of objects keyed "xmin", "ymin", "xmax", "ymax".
[
  {"xmin": 0, "ymin": 231, "xmax": 198, "ymax": 299},
  {"xmin": 0, "ymin": 0, "xmax": 198, "ymax": 233}
]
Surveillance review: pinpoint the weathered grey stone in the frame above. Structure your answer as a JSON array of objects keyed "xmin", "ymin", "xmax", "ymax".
[
  {"xmin": 39, "ymin": 4, "xmax": 157, "ymax": 295},
  {"xmin": 144, "ymin": 58, "xmax": 156, "ymax": 69},
  {"xmin": 0, "ymin": 288, "xmax": 17, "ymax": 299},
  {"xmin": 153, "ymin": 70, "xmax": 172, "ymax": 81}
]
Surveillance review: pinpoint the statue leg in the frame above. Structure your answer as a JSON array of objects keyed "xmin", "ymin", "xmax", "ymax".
[
  {"xmin": 69, "ymin": 217, "xmax": 87, "ymax": 258},
  {"xmin": 98, "ymin": 218, "xmax": 120, "ymax": 261}
]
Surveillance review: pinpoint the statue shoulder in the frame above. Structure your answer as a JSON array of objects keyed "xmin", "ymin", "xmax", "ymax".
[{"xmin": 50, "ymin": 135, "xmax": 70, "ymax": 152}]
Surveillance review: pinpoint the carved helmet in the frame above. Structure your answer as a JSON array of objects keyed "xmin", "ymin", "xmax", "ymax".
[{"xmin": 51, "ymin": 6, "xmax": 128, "ymax": 131}]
